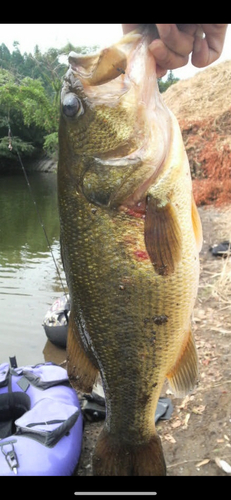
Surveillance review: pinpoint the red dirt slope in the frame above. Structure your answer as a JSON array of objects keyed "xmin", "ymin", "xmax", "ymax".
[{"xmin": 163, "ymin": 60, "xmax": 231, "ymax": 206}]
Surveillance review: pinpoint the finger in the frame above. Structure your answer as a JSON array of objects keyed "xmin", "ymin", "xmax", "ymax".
[
  {"xmin": 155, "ymin": 24, "xmax": 195, "ymax": 57},
  {"xmin": 176, "ymin": 24, "xmax": 199, "ymax": 37},
  {"xmin": 192, "ymin": 24, "xmax": 228, "ymax": 67},
  {"xmin": 148, "ymin": 38, "xmax": 190, "ymax": 72},
  {"xmin": 156, "ymin": 66, "xmax": 168, "ymax": 78}
]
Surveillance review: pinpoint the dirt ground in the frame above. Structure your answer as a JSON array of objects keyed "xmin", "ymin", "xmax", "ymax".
[{"xmin": 45, "ymin": 204, "xmax": 231, "ymax": 477}]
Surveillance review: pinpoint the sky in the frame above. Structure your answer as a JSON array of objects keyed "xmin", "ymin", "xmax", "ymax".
[{"xmin": 0, "ymin": 23, "xmax": 230, "ymax": 81}]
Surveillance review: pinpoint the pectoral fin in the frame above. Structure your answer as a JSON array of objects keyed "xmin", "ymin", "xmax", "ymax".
[
  {"xmin": 167, "ymin": 327, "xmax": 198, "ymax": 397},
  {"xmin": 144, "ymin": 196, "xmax": 182, "ymax": 276}
]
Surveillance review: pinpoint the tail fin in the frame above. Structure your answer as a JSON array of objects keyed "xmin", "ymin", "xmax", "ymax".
[{"xmin": 92, "ymin": 428, "xmax": 166, "ymax": 476}]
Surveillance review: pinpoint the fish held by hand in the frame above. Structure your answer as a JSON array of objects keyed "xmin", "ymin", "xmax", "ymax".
[{"xmin": 58, "ymin": 26, "xmax": 202, "ymax": 476}]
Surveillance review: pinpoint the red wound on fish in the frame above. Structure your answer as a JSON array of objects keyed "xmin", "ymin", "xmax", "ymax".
[
  {"xmin": 134, "ymin": 250, "xmax": 150, "ymax": 261},
  {"xmin": 122, "ymin": 200, "xmax": 146, "ymax": 219},
  {"xmin": 144, "ymin": 196, "xmax": 182, "ymax": 276}
]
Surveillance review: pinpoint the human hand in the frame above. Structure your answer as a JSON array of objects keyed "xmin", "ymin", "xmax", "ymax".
[{"xmin": 122, "ymin": 24, "xmax": 228, "ymax": 77}]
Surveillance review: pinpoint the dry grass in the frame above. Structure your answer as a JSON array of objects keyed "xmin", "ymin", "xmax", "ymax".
[
  {"xmin": 163, "ymin": 60, "xmax": 231, "ymax": 207},
  {"xmin": 214, "ymin": 255, "xmax": 231, "ymax": 304},
  {"xmin": 163, "ymin": 60, "xmax": 231, "ymax": 122},
  {"xmin": 209, "ymin": 207, "xmax": 231, "ymax": 305}
]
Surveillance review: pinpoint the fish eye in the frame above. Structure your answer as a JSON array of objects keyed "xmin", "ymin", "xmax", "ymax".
[{"xmin": 62, "ymin": 93, "xmax": 83, "ymax": 118}]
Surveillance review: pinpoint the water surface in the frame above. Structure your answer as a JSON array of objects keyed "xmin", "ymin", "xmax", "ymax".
[{"xmin": 0, "ymin": 172, "xmax": 67, "ymax": 366}]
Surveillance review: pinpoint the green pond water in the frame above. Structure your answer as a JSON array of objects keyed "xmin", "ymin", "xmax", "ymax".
[{"xmin": 0, "ymin": 171, "xmax": 67, "ymax": 366}]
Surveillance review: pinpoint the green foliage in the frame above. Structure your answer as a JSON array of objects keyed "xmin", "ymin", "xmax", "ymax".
[
  {"xmin": 0, "ymin": 75, "xmax": 56, "ymax": 128},
  {"xmin": 0, "ymin": 68, "xmax": 59, "ymax": 159},
  {"xmin": 0, "ymin": 42, "xmax": 67, "ymax": 163},
  {"xmin": 59, "ymin": 43, "xmax": 99, "ymax": 56},
  {"xmin": 0, "ymin": 135, "xmax": 34, "ymax": 158},
  {"xmin": 0, "ymin": 41, "xmax": 100, "ymax": 165},
  {"xmin": 158, "ymin": 70, "xmax": 180, "ymax": 93},
  {"xmin": 0, "ymin": 44, "xmax": 11, "ymax": 70},
  {"xmin": 43, "ymin": 132, "xmax": 58, "ymax": 159}
]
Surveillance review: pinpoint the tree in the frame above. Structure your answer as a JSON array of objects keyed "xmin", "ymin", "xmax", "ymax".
[
  {"xmin": 0, "ymin": 43, "xmax": 11, "ymax": 70},
  {"xmin": 0, "ymin": 69, "xmax": 59, "ymax": 159},
  {"xmin": 0, "ymin": 42, "xmax": 103, "ymax": 165},
  {"xmin": 59, "ymin": 43, "xmax": 99, "ymax": 56},
  {"xmin": 158, "ymin": 70, "xmax": 179, "ymax": 93}
]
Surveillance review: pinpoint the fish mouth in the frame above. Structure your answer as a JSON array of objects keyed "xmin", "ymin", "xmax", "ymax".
[{"xmin": 68, "ymin": 28, "xmax": 172, "ymax": 214}]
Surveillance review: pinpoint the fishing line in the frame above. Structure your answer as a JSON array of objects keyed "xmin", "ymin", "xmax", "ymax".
[{"xmin": 8, "ymin": 124, "xmax": 67, "ymax": 296}]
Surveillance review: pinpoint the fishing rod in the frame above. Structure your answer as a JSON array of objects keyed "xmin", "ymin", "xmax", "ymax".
[{"xmin": 7, "ymin": 124, "xmax": 67, "ymax": 297}]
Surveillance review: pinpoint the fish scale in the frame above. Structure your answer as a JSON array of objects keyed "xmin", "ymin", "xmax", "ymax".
[{"xmin": 58, "ymin": 26, "xmax": 202, "ymax": 476}]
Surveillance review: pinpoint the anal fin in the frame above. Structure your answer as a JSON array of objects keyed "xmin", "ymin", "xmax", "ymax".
[
  {"xmin": 167, "ymin": 327, "xmax": 198, "ymax": 397},
  {"xmin": 67, "ymin": 312, "xmax": 99, "ymax": 393},
  {"xmin": 144, "ymin": 196, "xmax": 182, "ymax": 276}
]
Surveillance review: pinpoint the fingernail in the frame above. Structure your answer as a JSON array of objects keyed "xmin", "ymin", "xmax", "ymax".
[
  {"xmin": 193, "ymin": 36, "xmax": 202, "ymax": 54},
  {"xmin": 193, "ymin": 26, "xmax": 204, "ymax": 53}
]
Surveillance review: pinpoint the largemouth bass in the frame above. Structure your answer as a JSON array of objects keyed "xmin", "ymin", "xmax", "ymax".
[{"xmin": 58, "ymin": 26, "xmax": 203, "ymax": 476}]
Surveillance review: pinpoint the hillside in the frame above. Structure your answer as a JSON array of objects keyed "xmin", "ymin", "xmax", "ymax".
[{"xmin": 163, "ymin": 60, "xmax": 231, "ymax": 206}]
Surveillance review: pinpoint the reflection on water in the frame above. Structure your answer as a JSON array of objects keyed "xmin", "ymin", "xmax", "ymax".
[{"xmin": 0, "ymin": 172, "xmax": 67, "ymax": 366}]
